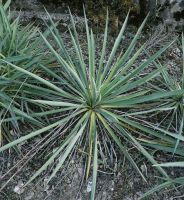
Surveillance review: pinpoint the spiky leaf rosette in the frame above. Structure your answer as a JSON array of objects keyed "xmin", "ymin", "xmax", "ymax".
[
  {"xmin": 140, "ymin": 34, "xmax": 184, "ymax": 156},
  {"xmin": 0, "ymin": 9, "xmax": 180, "ymax": 199},
  {"xmin": 138, "ymin": 34, "xmax": 184, "ymax": 199}
]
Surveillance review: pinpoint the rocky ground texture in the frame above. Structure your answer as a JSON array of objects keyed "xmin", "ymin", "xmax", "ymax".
[{"xmin": 10, "ymin": 0, "xmax": 184, "ymax": 31}]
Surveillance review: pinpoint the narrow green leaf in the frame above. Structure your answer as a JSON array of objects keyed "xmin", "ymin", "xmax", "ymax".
[
  {"xmin": 182, "ymin": 33, "xmax": 184, "ymax": 89},
  {"xmin": 102, "ymin": 11, "xmax": 129, "ymax": 80},
  {"xmin": 96, "ymin": 9, "xmax": 108, "ymax": 88},
  {"xmin": 48, "ymin": 119, "xmax": 88, "ymax": 182},
  {"xmin": 154, "ymin": 162, "xmax": 184, "ymax": 167},
  {"xmin": 90, "ymin": 132, "xmax": 98, "ymax": 200},
  {"xmin": 0, "ymin": 110, "xmax": 85, "ymax": 152},
  {"xmin": 31, "ymin": 100, "xmax": 83, "ymax": 108}
]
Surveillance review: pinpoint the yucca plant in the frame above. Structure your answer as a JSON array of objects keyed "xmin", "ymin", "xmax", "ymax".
[
  {"xmin": 0, "ymin": 0, "xmax": 38, "ymax": 143},
  {"xmin": 1, "ymin": 9, "xmax": 182, "ymax": 199},
  {"xmin": 139, "ymin": 34, "xmax": 184, "ymax": 157},
  {"xmin": 0, "ymin": 0, "xmax": 31, "ymax": 141},
  {"xmin": 136, "ymin": 34, "xmax": 184, "ymax": 199},
  {"xmin": 0, "ymin": 0, "xmax": 41, "ymax": 63},
  {"xmin": 0, "ymin": 0, "xmax": 53, "ymax": 144}
]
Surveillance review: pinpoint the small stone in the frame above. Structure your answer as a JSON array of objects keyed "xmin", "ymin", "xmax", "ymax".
[
  {"xmin": 141, "ymin": 163, "xmax": 147, "ymax": 175},
  {"xmin": 7, "ymin": 162, "xmax": 11, "ymax": 168},
  {"xmin": 25, "ymin": 191, "xmax": 34, "ymax": 200},
  {"xmin": 124, "ymin": 196, "xmax": 133, "ymax": 200},
  {"xmin": 13, "ymin": 181, "xmax": 24, "ymax": 194},
  {"xmin": 77, "ymin": 167, "xmax": 83, "ymax": 176},
  {"xmin": 71, "ymin": 159, "xmax": 75, "ymax": 164},
  {"xmin": 136, "ymin": 191, "xmax": 144, "ymax": 197},
  {"xmin": 117, "ymin": 172, "xmax": 121, "ymax": 178},
  {"xmin": 129, "ymin": 181, "xmax": 133, "ymax": 188},
  {"xmin": 86, "ymin": 181, "xmax": 92, "ymax": 193},
  {"xmin": 134, "ymin": 177, "xmax": 141, "ymax": 182}
]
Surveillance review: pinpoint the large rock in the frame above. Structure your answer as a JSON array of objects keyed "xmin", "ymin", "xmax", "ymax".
[
  {"xmin": 8, "ymin": 0, "xmax": 184, "ymax": 31},
  {"xmin": 158, "ymin": 0, "xmax": 184, "ymax": 30}
]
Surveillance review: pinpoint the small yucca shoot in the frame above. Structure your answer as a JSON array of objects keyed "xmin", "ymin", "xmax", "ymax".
[
  {"xmin": 140, "ymin": 34, "xmax": 184, "ymax": 157},
  {"xmin": 0, "ymin": 9, "xmax": 179, "ymax": 199}
]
